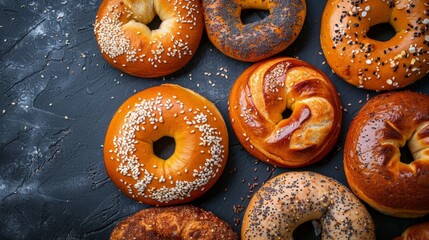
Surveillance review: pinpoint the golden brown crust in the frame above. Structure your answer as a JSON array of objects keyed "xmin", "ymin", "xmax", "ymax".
[
  {"xmin": 104, "ymin": 84, "xmax": 228, "ymax": 206},
  {"xmin": 228, "ymin": 57, "xmax": 342, "ymax": 168},
  {"xmin": 111, "ymin": 205, "xmax": 238, "ymax": 240},
  {"xmin": 394, "ymin": 222, "xmax": 429, "ymax": 240},
  {"xmin": 344, "ymin": 91, "xmax": 429, "ymax": 218},
  {"xmin": 94, "ymin": 0, "xmax": 204, "ymax": 78},
  {"xmin": 241, "ymin": 171, "xmax": 375, "ymax": 239},
  {"xmin": 320, "ymin": 0, "xmax": 429, "ymax": 91},
  {"xmin": 202, "ymin": 0, "xmax": 306, "ymax": 62}
]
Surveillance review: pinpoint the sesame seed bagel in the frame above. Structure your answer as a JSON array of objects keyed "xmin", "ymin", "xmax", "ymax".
[
  {"xmin": 320, "ymin": 0, "xmax": 429, "ymax": 91},
  {"xmin": 104, "ymin": 84, "xmax": 228, "ymax": 206},
  {"xmin": 393, "ymin": 222, "xmax": 429, "ymax": 240},
  {"xmin": 111, "ymin": 205, "xmax": 238, "ymax": 240},
  {"xmin": 228, "ymin": 57, "xmax": 342, "ymax": 168},
  {"xmin": 344, "ymin": 91, "xmax": 429, "ymax": 218},
  {"xmin": 94, "ymin": 0, "xmax": 204, "ymax": 78},
  {"xmin": 202, "ymin": 0, "xmax": 306, "ymax": 62},
  {"xmin": 241, "ymin": 171, "xmax": 375, "ymax": 239}
]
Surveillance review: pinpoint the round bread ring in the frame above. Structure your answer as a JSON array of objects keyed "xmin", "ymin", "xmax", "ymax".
[
  {"xmin": 228, "ymin": 57, "xmax": 342, "ymax": 168},
  {"xmin": 94, "ymin": 0, "xmax": 204, "ymax": 78},
  {"xmin": 393, "ymin": 222, "xmax": 429, "ymax": 240},
  {"xmin": 344, "ymin": 91, "xmax": 429, "ymax": 218},
  {"xmin": 320, "ymin": 0, "xmax": 429, "ymax": 91},
  {"xmin": 111, "ymin": 205, "xmax": 238, "ymax": 239},
  {"xmin": 104, "ymin": 84, "xmax": 229, "ymax": 206},
  {"xmin": 202, "ymin": 0, "xmax": 306, "ymax": 62},
  {"xmin": 241, "ymin": 171, "xmax": 375, "ymax": 239}
]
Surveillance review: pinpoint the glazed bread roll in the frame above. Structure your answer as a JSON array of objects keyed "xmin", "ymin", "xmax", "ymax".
[
  {"xmin": 202, "ymin": 0, "xmax": 306, "ymax": 62},
  {"xmin": 241, "ymin": 171, "xmax": 375, "ymax": 239},
  {"xmin": 94, "ymin": 0, "xmax": 204, "ymax": 78},
  {"xmin": 229, "ymin": 57, "xmax": 342, "ymax": 167},
  {"xmin": 344, "ymin": 91, "xmax": 429, "ymax": 217},
  {"xmin": 104, "ymin": 84, "xmax": 229, "ymax": 206},
  {"xmin": 111, "ymin": 205, "xmax": 238, "ymax": 240},
  {"xmin": 393, "ymin": 222, "xmax": 429, "ymax": 240},
  {"xmin": 321, "ymin": 0, "xmax": 429, "ymax": 90}
]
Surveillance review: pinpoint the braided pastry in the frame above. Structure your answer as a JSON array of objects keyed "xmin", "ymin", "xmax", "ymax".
[{"xmin": 228, "ymin": 57, "xmax": 342, "ymax": 167}]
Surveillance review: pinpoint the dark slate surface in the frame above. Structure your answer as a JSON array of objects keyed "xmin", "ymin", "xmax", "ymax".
[{"xmin": 1, "ymin": 0, "xmax": 428, "ymax": 239}]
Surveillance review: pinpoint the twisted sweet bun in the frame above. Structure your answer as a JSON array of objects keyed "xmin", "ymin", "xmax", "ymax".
[
  {"xmin": 228, "ymin": 57, "xmax": 342, "ymax": 168},
  {"xmin": 394, "ymin": 222, "xmax": 429, "ymax": 240},
  {"xmin": 202, "ymin": 0, "xmax": 306, "ymax": 62},
  {"xmin": 104, "ymin": 84, "xmax": 228, "ymax": 206},
  {"xmin": 111, "ymin": 205, "xmax": 238, "ymax": 240},
  {"xmin": 321, "ymin": 0, "xmax": 429, "ymax": 91},
  {"xmin": 94, "ymin": 0, "xmax": 204, "ymax": 78},
  {"xmin": 242, "ymin": 171, "xmax": 375, "ymax": 239},
  {"xmin": 344, "ymin": 91, "xmax": 429, "ymax": 218}
]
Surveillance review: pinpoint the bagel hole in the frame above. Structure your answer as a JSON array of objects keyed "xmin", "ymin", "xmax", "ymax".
[
  {"xmin": 240, "ymin": 9, "xmax": 270, "ymax": 24},
  {"xmin": 281, "ymin": 108, "xmax": 293, "ymax": 119},
  {"xmin": 153, "ymin": 136, "xmax": 176, "ymax": 160},
  {"xmin": 400, "ymin": 144, "xmax": 414, "ymax": 164},
  {"xmin": 147, "ymin": 15, "xmax": 162, "ymax": 31},
  {"xmin": 367, "ymin": 23, "xmax": 396, "ymax": 42},
  {"xmin": 293, "ymin": 220, "xmax": 322, "ymax": 239}
]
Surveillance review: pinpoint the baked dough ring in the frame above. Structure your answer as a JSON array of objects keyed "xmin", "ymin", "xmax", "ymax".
[
  {"xmin": 393, "ymin": 222, "xmax": 429, "ymax": 240},
  {"xmin": 94, "ymin": 0, "xmax": 204, "ymax": 78},
  {"xmin": 104, "ymin": 84, "xmax": 229, "ymax": 206},
  {"xmin": 111, "ymin": 205, "xmax": 238, "ymax": 240},
  {"xmin": 344, "ymin": 91, "xmax": 429, "ymax": 218},
  {"xmin": 241, "ymin": 171, "xmax": 375, "ymax": 239},
  {"xmin": 202, "ymin": 0, "xmax": 306, "ymax": 62},
  {"xmin": 228, "ymin": 57, "xmax": 342, "ymax": 167},
  {"xmin": 321, "ymin": 0, "xmax": 429, "ymax": 91}
]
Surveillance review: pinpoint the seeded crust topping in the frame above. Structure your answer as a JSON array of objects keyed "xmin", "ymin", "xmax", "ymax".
[
  {"xmin": 106, "ymin": 86, "xmax": 226, "ymax": 204},
  {"xmin": 95, "ymin": 9, "xmax": 131, "ymax": 59},
  {"xmin": 94, "ymin": 0, "xmax": 203, "ymax": 77},
  {"xmin": 242, "ymin": 171, "xmax": 375, "ymax": 240},
  {"xmin": 321, "ymin": 0, "xmax": 429, "ymax": 90},
  {"xmin": 202, "ymin": 0, "xmax": 306, "ymax": 61}
]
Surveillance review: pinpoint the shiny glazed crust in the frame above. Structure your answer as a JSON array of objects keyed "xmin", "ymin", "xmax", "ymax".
[
  {"xmin": 321, "ymin": 0, "xmax": 429, "ymax": 91},
  {"xmin": 111, "ymin": 205, "xmax": 238, "ymax": 240},
  {"xmin": 104, "ymin": 84, "xmax": 229, "ymax": 206},
  {"xmin": 94, "ymin": 0, "xmax": 204, "ymax": 78},
  {"xmin": 344, "ymin": 91, "xmax": 429, "ymax": 217},
  {"xmin": 241, "ymin": 171, "xmax": 375, "ymax": 239},
  {"xmin": 393, "ymin": 222, "xmax": 429, "ymax": 240},
  {"xmin": 202, "ymin": 0, "xmax": 306, "ymax": 62},
  {"xmin": 228, "ymin": 57, "xmax": 342, "ymax": 167}
]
